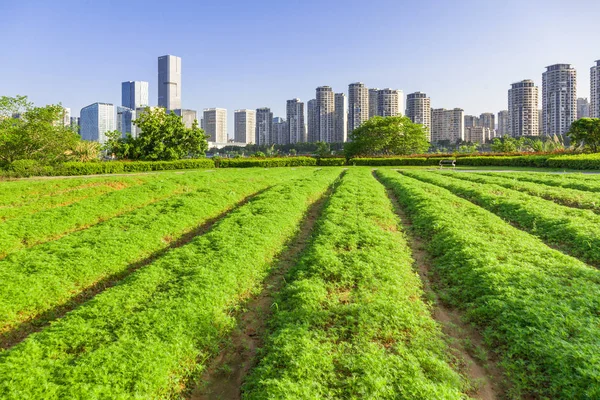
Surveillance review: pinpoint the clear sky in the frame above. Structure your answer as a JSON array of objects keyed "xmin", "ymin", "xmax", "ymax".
[{"xmin": 2, "ymin": 0, "xmax": 598, "ymax": 138}]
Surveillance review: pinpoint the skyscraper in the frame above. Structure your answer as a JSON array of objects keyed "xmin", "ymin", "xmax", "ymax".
[
  {"xmin": 377, "ymin": 89, "xmax": 402, "ymax": 117},
  {"xmin": 406, "ymin": 92, "xmax": 431, "ymax": 139},
  {"xmin": 234, "ymin": 109, "xmax": 256, "ymax": 144},
  {"xmin": 497, "ymin": 110, "xmax": 509, "ymax": 136},
  {"xmin": 316, "ymin": 86, "xmax": 335, "ymax": 143},
  {"xmin": 272, "ymin": 117, "xmax": 288, "ymax": 145},
  {"xmin": 542, "ymin": 64, "xmax": 577, "ymax": 136},
  {"xmin": 203, "ymin": 108, "xmax": 227, "ymax": 143},
  {"xmin": 431, "ymin": 108, "xmax": 464, "ymax": 143},
  {"xmin": 348, "ymin": 82, "xmax": 369, "ymax": 133},
  {"xmin": 256, "ymin": 107, "xmax": 273, "ymax": 145},
  {"xmin": 464, "ymin": 115, "xmax": 480, "ymax": 128},
  {"xmin": 158, "ymin": 55, "xmax": 182, "ymax": 110},
  {"xmin": 480, "ymin": 113, "xmax": 495, "ymax": 130},
  {"xmin": 577, "ymin": 98, "xmax": 590, "ymax": 119},
  {"xmin": 334, "ymin": 93, "xmax": 348, "ymax": 143},
  {"xmin": 80, "ymin": 103, "xmax": 115, "ymax": 143},
  {"xmin": 286, "ymin": 99, "xmax": 306, "ymax": 143},
  {"xmin": 592, "ymin": 60, "xmax": 600, "ymax": 118},
  {"xmin": 307, "ymin": 99, "xmax": 317, "ymax": 142},
  {"xmin": 122, "ymin": 81, "xmax": 149, "ymax": 109},
  {"xmin": 368, "ymin": 88, "xmax": 379, "ymax": 119},
  {"xmin": 508, "ymin": 80, "xmax": 539, "ymax": 136},
  {"xmin": 117, "ymin": 106, "xmax": 136, "ymax": 138},
  {"xmin": 173, "ymin": 109, "xmax": 197, "ymax": 129}
]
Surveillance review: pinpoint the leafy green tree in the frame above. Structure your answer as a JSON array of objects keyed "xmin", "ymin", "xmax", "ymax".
[
  {"xmin": 568, "ymin": 118, "xmax": 600, "ymax": 152},
  {"xmin": 491, "ymin": 137, "xmax": 517, "ymax": 153},
  {"xmin": 315, "ymin": 141, "xmax": 331, "ymax": 157},
  {"xmin": 344, "ymin": 116, "xmax": 430, "ymax": 158},
  {"xmin": 0, "ymin": 97, "xmax": 80, "ymax": 166}
]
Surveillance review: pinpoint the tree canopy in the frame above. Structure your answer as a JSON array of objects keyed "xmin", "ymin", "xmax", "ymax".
[
  {"xmin": 104, "ymin": 108, "xmax": 208, "ymax": 161},
  {"xmin": 568, "ymin": 118, "xmax": 600, "ymax": 153},
  {"xmin": 0, "ymin": 96, "xmax": 81, "ymax": 166},
  {"xmin": 344, "ymin": 116, "xmax": 430, "ymax": 158}
]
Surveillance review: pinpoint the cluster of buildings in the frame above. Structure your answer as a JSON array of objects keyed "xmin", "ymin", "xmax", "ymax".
[{"xmin": 71, "ymin": 55, "xmax": 600, "ymax": 146}]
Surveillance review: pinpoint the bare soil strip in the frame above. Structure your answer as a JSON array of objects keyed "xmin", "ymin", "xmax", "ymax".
[
  {"xmin": 187, "ymin": 181, "xmax": 337, "ymax": 400},
  {"xmin": 375, "ymin": 171, "xmax": 506, "ymax": 400},
  {"xmin": 0, "ymin": 188, "xmax": 271, "ymax": 350}
]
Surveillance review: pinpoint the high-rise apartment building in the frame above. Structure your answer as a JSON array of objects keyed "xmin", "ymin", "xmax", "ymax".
[
  {"xmin": 286, "ymin": 99, "xmax": 306, "ymax": 143},
  {"xmin": 577, "ymin": 98, "xmax": 590, "ymax": 119},
  {"xmin": 348, "ymin": 82, "xmax": 369, "ymax": 133},
  {"xmin": 80, "ymin": 103, "xmax": 115, "ymax": 144},
  {"xmin": 368, "ymin": 88, "xmax": 379, "ymax": 119},
  {"xmin": 203, "ymin": 108, "xmax": 227, "ymax": 143},
  {"xmin": 508, "ymin": 79, "xmax": 539, "ymax": 136},
  {"xmin": 334, "ymin": 93, "xmax": 348, "ymax": 143},
  {"xmin": 464, "ymin": 115, "xmax": 480, "ymax": 128},
  {"xmin": 272, "ymin": 117, "xmax": 288, "ymax": 145},
  {"xmin": 480, "ymin": 113, "xmax": 495, "ymax": 130},
  {"xmin": 316, "ymin": 86, "xmax": 335, "ymax": 142},
  {"xmin": 465, "ymin": 126, "xmax": 493, "ymax": 144},
  {"xmin": 158, "ymin": 55, "xmax": 181, "ymax": 110},
  {"xmin": 234, "ymin": 109, "xmax": 256, "ymax": 144},
  {"xmin": 122, "ymin": 81, "xmax": 149, "ymax": 110},
  {"xmin": 57, "ymin": 107, "xmax": 71, "ymax": 127},
  {"xmin": 117, "ymin": 106, "xmax": 135, "ymax": 138},
  {"xmin": 377, "ymin": 89, "xmax": 402, "ymax": 117},
  {"xmin": 255, "ymin": 107, "xmax": 273, "ymax": 145},
  {"xmin": 307, "ymin": 99, "xmax": 317, "ymax": 142},
  {"xmin": 592, "ymin": 60, "xmax": 600, "ymax": 118},
  {"xmin": 431, "ymin": 108, "xmax": 464, "ymax": 143},
  {"xmin": 542, "ymin": 64, "xmax": 577, "ymax": 136},
  {"xmin": 538, "ymin": 110, "xmax": 543, "ymax": 136},
  {"xmin": 497, "ymin": 110, "xmax": 509, "ymax": 136},
  {"xmin": 174, "ymin": 109, "xmax": 197, "ymax": 129},
  {"xmin": 406, "ymin": 92, "xmax": 431, "ymax": 139}
]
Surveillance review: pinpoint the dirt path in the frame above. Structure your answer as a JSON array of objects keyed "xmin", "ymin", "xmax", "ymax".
[
  {"xmin": 187, "ymin": 184, "xmax": 335, "ymax": 400},
  {"xmin": 376, "ymin": 173, "xmax": 506, "ymax": 399},
  {"xmin": 0, "ymin": 188, "xmax": 271, "ymax": 350}
]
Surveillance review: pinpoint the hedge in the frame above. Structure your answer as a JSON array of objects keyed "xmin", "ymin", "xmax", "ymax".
[
  {"xmin": 316, "ymin": 157, "xmax": 346, "ymax": 166},
  {"xmin": 546, "ymin": 153, "xmax": 600, "ymax": 169},
  {"xmin": 216, "ymin": 156, "xmax": 316, "ymax": 168}
]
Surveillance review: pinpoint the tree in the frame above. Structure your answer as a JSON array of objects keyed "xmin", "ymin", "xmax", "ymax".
[
  {"xmin": 315, "ymin": 141, "xmax": 331, "ymax": 157},
  {"xmin": 568, "ymin": 118, "xmax": 600, "ymax": 152},
  {"xmin": 0, "ymin": 97, "xmax": 80, "ymax": 166},
  {"xmin": 491, "ymin": 137, "xmax": 517, "ymax": 153},
  {"xmin": 344, "ymin": 116, "xmax": 430, "ymax": 158},
  {"xmin": 103, "ymin": 108, "xmax": 209, "ymax": 161}
]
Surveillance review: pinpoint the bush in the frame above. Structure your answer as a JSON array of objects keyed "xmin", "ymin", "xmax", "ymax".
[
  {"xmin": 351, "ymin": 157, "xmax": 429, "ymax": 166},
  {"xmin": 317, "ymin": 157, "xmax": 346, "ymax": 166},
  {"xmin": 546, "ymin": 153, "xmax": 600, "ymax": 169},
  {"xmin": 218, "ymin": 157, "xmax": 317, "ymax": 168},
  {"xmin": 55, "ymin": 159, "xmax": 215, "ymax": 176},
  {"xmin": 7, "ymin": 160, "xmax": 54, "ymax": 177}
]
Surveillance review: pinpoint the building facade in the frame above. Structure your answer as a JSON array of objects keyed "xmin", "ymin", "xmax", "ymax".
[
  {"xmin": 577, "ymin": 98, "xmax": 590, "ymax": 119},
  {"xmin": 431, "ymin": 108, "xmax": 464, "ymax": 143},
  {"xmin": 117, "ymin": 106, "xmax": 135, "ymax": 138},
  {"xmin": 203, "ymin": 108, "xmax": 227, "ymax": 143},
  {"xmin": 334, "ymin": 93, "xmax": 348, "ymax": 143},
  {"xmin": 542, "ymin": 64, "xmax": 577, "ymax": 136},
  {"xmin": 377, "ymin": 89, "xmax": 402, "ymax": 117},
  {"xmin": 272, "ymin": 117, "xmax": 288, "ymax": 145},
  {"xmin": 307, "ymin": 99, "xmax": 317, "ymax": 142},
  {"xmin": 497, "ymin": 110, "xmax": 509, "ymax": 136},
  {"xmin": 316, "ymin": 86, "xmax": 335, "ymax": 142},
  {"xmin": 592, "ymin": 60, "xmax": 600, "ymax": 118},
  {"xmin": 174, "ymin": 109, "xmax": 197, "ymax": 129},
  {"xmin": 122, "ymin": 81, "xmax": 149, "ymax": 110},
  {"xmin": 368, "ymin": 88, "xmax": 379, "ymax": 119},
  {"xmin": 348, "ymin": 82, "xmax": 369, "ymax": 134},
  {"xmin": 405, "ymin": 92, "xmax": 431, "ymax": 139},
  {"xmin": 286, "ymin": 99, "xmax": 306, "ymax": 143},
  {"xmin": 508, "ymin": 79, "xmax": 539, "ymax": 136},
  {"xmin": 80, "ymin": 103, "xmax": 115, "ymax": 143},
  {"xmin": 465, "ymin": 126, "xmax": 493, "ymax": 143},
  {"xmin": 234, "ymin": 109, "xmax": 256, "ymax": 144},
  {"xmin": 255, "ymin": 107, "xmax": 273, "ymax": 145},
  {"xmin": 464, "ymin": 115, "xmax": 480, "ymax": 128},
  {"xmin": 158, "ymin": 55, "xmax": 182, "ymax": 110},
  {"xmin": 480, "ymin": 113, "xmax": 495, "ymax": 130}
]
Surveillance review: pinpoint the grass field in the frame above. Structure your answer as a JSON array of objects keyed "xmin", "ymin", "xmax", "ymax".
[{"xmin": 0, "ymin": 167, "xmax": 599, "ymax": 399}]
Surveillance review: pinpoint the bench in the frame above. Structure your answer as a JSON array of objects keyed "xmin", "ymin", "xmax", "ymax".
[{"xmin": 439, "ymin": 159, "xmax": 456, "ymax": 169}]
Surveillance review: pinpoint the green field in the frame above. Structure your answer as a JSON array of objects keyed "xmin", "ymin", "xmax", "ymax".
[{"xmin": 0, "ymin": 167, "xmax": 599, "ymax": 399}]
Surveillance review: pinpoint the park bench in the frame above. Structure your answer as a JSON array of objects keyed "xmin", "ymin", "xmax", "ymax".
[{"xmin": 439, "ymin": 159, "xmax": 456, "ymax": 169}]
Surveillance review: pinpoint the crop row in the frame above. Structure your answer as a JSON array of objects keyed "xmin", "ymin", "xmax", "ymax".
[
  {"xmin": 0, "ymin": 168, "xmax": 307, "ymax": 337},
  {"xmin": 376, "ymin": 169, "xmax": 600, "ymax": 398},
  {"xmin": 243, "ymin": 168, "xmax": 467, "ymax": 399},
  {"xmin": 440, "ymin": 172, "xmax": 600, "ymax": 213},
  {"xmin": 0, "ymin": 168, "xmax": 341, "ymax": 399},
  {"xmin": 402, "ymin": 170, "xmax": 600, "ymax": 267},
  {"xmin": 483, "ymin": 171, "xmax": 600, "ymax": 193}
]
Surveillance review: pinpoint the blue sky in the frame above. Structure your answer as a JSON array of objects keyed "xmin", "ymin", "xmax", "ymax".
[{"xmin": 2, "ymin": 0, "xmax": 598, "ymax": 138}]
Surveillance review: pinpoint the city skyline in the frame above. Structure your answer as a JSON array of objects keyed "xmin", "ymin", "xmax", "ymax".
[{"xmin": 2, "ymin": 0, "xmax": 598, "ymax": 139}]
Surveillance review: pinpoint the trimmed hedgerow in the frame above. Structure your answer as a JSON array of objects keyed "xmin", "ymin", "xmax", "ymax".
[
  {"xmin": 316, "ymin": 157, "xmax": 346, "ymax": 166},
  {"xmin": 0, "ymin": 168, "xmax": 341, "ymax": 399},
  {"xmin": 376, "ymin": 169, "xmax": 600, "ymax": 399},
  {"xmin": 546, "ymin": 153, "xmax": 600, "ymax": 169},
  {"xmin": 243, "ymin": 168, "xmax": 468, "ymax": 399},
  {"xmin": 217, "ymin": 156, "xmax": 317, "ymax": 168}
]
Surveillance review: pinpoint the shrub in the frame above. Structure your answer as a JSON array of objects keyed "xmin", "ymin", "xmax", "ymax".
[
  {"xmin": 317, "ymin": 157, "xmax": 346, "ymax": 166},
  {"xmin": 546, "ymin": 153, "xmax": 600, "ymax": 169},
  {"xmin": 218, "ymin": 157, "xmax": 316, "ymax": 168}
]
